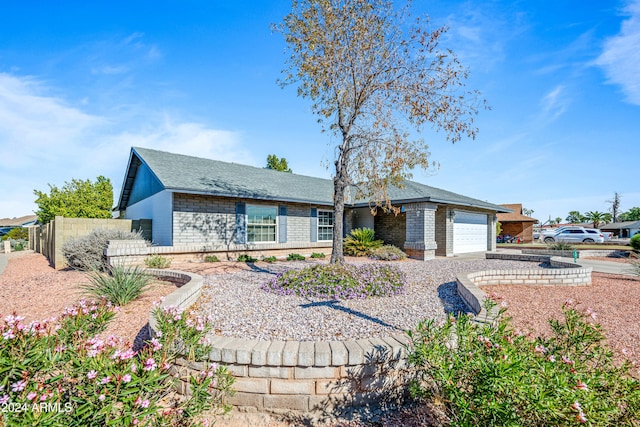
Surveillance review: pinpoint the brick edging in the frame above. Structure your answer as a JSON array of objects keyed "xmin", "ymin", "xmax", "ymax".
[
  {"xmin": 457, "ymin": 252, "xmax": 593, "ymax": 321},
  {"xmin": 145, "ymin": 268, "xmax": 409, "ymax": 370},
  {"xmin": 148, "ymin": 253, "xmax": 594, "ymax": 415},
  {"xmin": 521, "ymin": 249, "xmax": 629, "ymax": 258},
  {"xmin": 145, "ymin": 268, "xmax": 204, "ymax": 335},
  {"xmin": 145, "ymin": 267, "xmax": 413, "ymax": 414}
]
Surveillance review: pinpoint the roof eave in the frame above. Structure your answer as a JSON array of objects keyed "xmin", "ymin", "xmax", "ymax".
[{"xmin": 349, "ymin": 197, "xmax": 511, "ymax": 213}]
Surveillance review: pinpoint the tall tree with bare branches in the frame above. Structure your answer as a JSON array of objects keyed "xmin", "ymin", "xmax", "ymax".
[
  {"xmin": 274, "ymin": 0, "xmax": 486, "ymax": 263},
  {"xmin": 607, "ymin": 192, "xmax": 621, "ymax": 223}
]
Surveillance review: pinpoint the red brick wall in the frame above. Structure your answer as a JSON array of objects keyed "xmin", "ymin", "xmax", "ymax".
[{"xmin": 501, "ymin": 222, "xmax": 534, "ymax": 243}]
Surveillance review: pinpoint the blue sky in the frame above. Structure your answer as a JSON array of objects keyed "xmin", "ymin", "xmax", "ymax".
[{"xmin": 1, "ymin": 1, "xmax": 639, "ymax": 224}]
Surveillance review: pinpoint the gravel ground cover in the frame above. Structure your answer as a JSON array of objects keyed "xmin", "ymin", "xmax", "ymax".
[
  {"xmin": 3, "ymin": 251, "xmax": 639, "ymax": 427},
  {"xmin": 195, "ymin": 258, "xmax": 545, "ymax": 341},
  {"xmin": 0, "ymin": 251, "xmax": 178, "ymax": 348},
  {"xmin": 485, "ymin": 271, "xmax": 640, "ymax": 369}
]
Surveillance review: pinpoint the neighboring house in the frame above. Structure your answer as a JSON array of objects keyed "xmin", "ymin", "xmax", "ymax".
[
  {"xmin": 0, "ymin": 215, "xmax": 38, "ymax": 228},
  {"xmin": 600, "ymin": 221, "xmax": 640, "ymax": 238},
  {"xmin": 496, "ymin": 204, "xmax": 537, "ymax": 243},
  {"xmin": 116, "ymin": 147, "xmax": 510, "ymax": 259}
]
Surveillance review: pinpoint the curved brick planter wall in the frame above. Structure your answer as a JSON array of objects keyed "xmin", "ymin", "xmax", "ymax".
[
  {"xmin": 145, "ymin": 269, "xmax": 204, "ymax": 334},
  {"xmin": 146, "ymin": 268, "xmax": 412, "ymax": 418},
  {"xmin": 521, "ymin": 249, "xmax": 629, "ymax": 258},
  {"xmin": 457, "ymin": 253, "xmax": 592, "ymax": 321},
  {"xmin": 193, "ymin": 334, "xmax": 412, "ymax": 416},
  {"xmin": 145, "ymin": 251, "xmax": 593, "ymax": 417}
]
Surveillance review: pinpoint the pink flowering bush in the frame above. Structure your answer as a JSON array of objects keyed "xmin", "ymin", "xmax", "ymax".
[
  {"xmin": 0, "ymin": 298, "xmax": 234, "ymax": 426},
  {"xmin": 407, "ymin": 298, "xmax": 640, "ymax": 426}
]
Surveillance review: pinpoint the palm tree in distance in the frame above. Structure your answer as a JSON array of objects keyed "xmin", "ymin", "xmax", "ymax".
[
  {"xmin": 584, "ymin": 211, "xmax": 612, "ymax": 229},
  {"xmin": 566, "ymin": 211, "xmax": 586, "ymax": 224}
]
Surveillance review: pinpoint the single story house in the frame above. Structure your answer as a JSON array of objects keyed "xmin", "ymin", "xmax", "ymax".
[
  {"xmin": 496, "ymin": 204, "xmax": 538, "ymax": 243},
  {"xmin": 600, "ymin": 221, "xmax": 640, "ymax": 238},
  {"xmin": 0, "ymin": 215, "xmax": 38, "ymax": 228},
  {"xmin": 116, "ymin": 147, "xmax": 510, "ymax": 260}
]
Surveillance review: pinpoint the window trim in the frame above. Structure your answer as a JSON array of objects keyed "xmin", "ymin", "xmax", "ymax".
[
  {"xmin": 317, "ymin": 209, "xmax": 334, "ymax": 242},
  {"xmin": 246, "ymin": 204, "xmax": 278, "ymax": 244}
]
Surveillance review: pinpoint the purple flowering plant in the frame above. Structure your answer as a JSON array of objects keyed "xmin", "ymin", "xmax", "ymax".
[{"xmin": 261, "ymin": 263, "xmax": 406, "ymax": 299}]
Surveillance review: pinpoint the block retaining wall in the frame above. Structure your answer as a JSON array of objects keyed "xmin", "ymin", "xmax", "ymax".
[
  {"xmin": 144, "ymin": 264, "xmax": 412, "ymax": 418},
  {"xmin": 139, "ymin": 249, "xmax": 594, "ymax": 417},
  {"xmin": 521, "ymin": 249, "xmax": 629, "ymax": 258},
  {"xmin": 458, "ymin": 252, "xmax": 592, "ymax": 321}
]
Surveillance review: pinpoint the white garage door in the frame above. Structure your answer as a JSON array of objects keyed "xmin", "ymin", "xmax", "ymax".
[{"xmin": 453, "ymin": 211, "xmax": 488, "ymax": 254}]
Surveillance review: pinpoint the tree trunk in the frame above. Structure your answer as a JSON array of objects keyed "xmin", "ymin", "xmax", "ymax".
[
  {"xmin": 331, "ymin": 176, "xmax": 346, "ymax": 264},
  {"xmin": 330, "ymin": 156, "xmax": 348, "ymax": 264}
]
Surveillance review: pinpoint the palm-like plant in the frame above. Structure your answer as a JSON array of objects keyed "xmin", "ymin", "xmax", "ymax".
[
  {"xmin": 584, "ymin": 211, "xmax": 612, "ymax": 228},
  {"xmin": 83, "ymin": 264, "xmax": 152, "ymax": 306},
  {"xmin": 343, "ymin": 228, "xmax": 383, "ymax": 256}
]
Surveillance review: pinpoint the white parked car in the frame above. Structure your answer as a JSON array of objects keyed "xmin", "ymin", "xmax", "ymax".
[
  {"xmin": 539, "ymin": 227, "xmax": 569, "ymax": 241},
  {"xmin": 542, "ymin": 227, "xmax": 605, "ymax": 244}
]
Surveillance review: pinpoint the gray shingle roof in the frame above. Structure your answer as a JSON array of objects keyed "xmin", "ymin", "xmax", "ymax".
[
  {"xmin": 600, "ymin": 221, "xmax": 640, "ymax": 230},
  {"xmin": 129, "ymin": 147, "xmax": 334, "ymax": 205},
  {"xmin": 120, "ymin": 147, "xmax": 509, "ymax": 212}
]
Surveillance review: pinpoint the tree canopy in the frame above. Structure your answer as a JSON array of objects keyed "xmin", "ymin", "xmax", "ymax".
[
  {"xmin": 619, "ymin": 207, "xmax": 640, "ymax": 222},
  {"xmin": 266, "ymin": 154, "xmax": 293, "ymax": 173},
  {"xmin": 34, "ymin": 176, "xmax": 114, "ymax": 223},
  {"xmin": 566, "ymin": 211, "xmax": 586, "ymax": 224},
  {"xmin": 584, "ymin": 211, "xmax": 612, "ymax": 229},
  {"xmin": 275, "ymin": 0, "xmax": 485, "ymax": 263}
]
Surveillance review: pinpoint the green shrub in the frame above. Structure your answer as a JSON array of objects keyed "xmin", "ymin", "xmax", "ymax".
[
  {"xmin": 262, "ymin": 256, "xmax": 277, "ymax": 263},
  {"xmin": 144, "ymin": 254, "xmax": 172, "ymax": 269},
  {"xmin": 237, "ymin": 254, "xmax": 257, "ymax": 263},
  {"xmin": 407, "ymin": 299, "xmax": 640, "ymax": 426},
  {"xmin": 62, "ymin": 228, "xmax": 146, "ymax": 272},
  {"xmin": 2, "ymin": 227, "xmax": 28, "ymax": 241},
  {"xmin": 630, "ymin": 233, "xmax": 640, "ymax": 252},
  {"xmin": 6, "ymin": 238, "xmax": 27, "ymax": 251},
  {"xmin": 369, "ymin": 245, "xmax": 407, "ymax": 261},
  {"xmin": 83, "ymin": 264, "xmax": 152, "ymax": 306},
  {"xmin": 286, "ymin": 253, "xmax": 305, "ymax": 261},
  {"xmin": 204, "ymin": 255, "xmax": 219, "ymax": 262},
  {"xmin": 0, "ymin": 298, "xmax": 234, "ymax": 426},
  {"xmin": 310, "ymin": 252, "xmax": 326, "ymax": 259},
  {"xmin": 261, "ymin": 263, "xmax": 406, "ymax": 299},
  {"xmin": 547, "ymin": 241, "xmax": 574, "ymax": 251},
  {"xmin": 343, "ymin": 227, "xmax": 383, "ymax": 256}
]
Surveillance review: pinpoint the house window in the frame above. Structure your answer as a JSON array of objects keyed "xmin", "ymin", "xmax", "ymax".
[
  {"xmin": 247, "ymin": 205, "xmax": 277, "ymax": 243},
  {"xmin": 318, "ymin": 210, "xmax": 334, "ymax": 241}
]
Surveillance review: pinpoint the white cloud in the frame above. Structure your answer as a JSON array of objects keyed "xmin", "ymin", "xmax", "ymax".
[
  {"xmin": 0, "ymin": 73, "xmax": 104, "ymax": 168},
  {"xmin": 437, "ymin": 3, "xmax": 527, "ymax": 73},
  {"xmin": 595, "ymin": 0, "xmax": 640, "ymax": 105},
  {"xmin": 91, "ymin": 65, "xmax": 130, "ymax": 75},
  {"xmin": 123, "ymin": 32, "xmax": 145, "ymax": 46},
  {"xmin": 539, "ymin": 85, "xmax": 569, "ymax": 122},
  {"xmin": 0, "ymin": 73, "xmax": 251, "ymax": 218}
]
